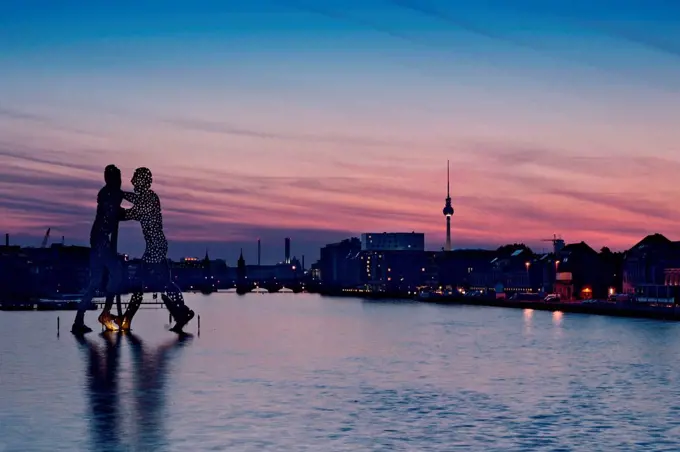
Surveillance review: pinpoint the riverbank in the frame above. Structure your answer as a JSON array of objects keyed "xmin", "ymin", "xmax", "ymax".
[
  {"xmin": 315, "ymin": 289, "xmax": 680, "ymax": 321},
  {"xmin": 424, "ymin": 297, "xmax": 680, "ymax": 321},
  {"xmin": 0, "ymin": 299, "xmax": 98, "ymax": 311}
]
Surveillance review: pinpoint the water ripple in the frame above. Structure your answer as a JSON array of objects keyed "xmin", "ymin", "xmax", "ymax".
[{"xmin": 2, "ymin": 294, "xmax": 680, "ymax": 451}]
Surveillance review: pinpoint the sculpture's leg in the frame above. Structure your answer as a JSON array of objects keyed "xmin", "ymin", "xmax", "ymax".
[
  {"xmin": 72, "ymin": 248, "xmax": 104, "ymax": 334},
  {"xmin": 116, "ymin": 294, "xmax": 123, "ymax": 319},
  {"xmin": 98, "ymin": 294, "xmax": 119, "ymax": 331},
  {"xmin": 161, "ymin": 262, "xmax": 194, "ymax": 332},
  {"xmin": 164, "ymin": 287, "xmax": 194, "ymax": 333},
  {"xmin": 99, "ymin": 251, "xmax": 124, "ymax": 331},
  {"xmin": 116, "ymin": 292, "xmax": 143, "ymax": 331}
]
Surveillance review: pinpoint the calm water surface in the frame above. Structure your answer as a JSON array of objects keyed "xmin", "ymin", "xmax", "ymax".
[{"xmin": 2, "ymin": 293, "xmax": 680, "ymax": 451}]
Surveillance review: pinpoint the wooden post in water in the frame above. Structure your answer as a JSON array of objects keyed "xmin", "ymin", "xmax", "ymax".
[
  {"xmin": 198, "ymin": 314, "xmax": 201, "ymax": 335},
  {"xmin": 57, "ymin": 316, "xmax": 60, "ymax": 335}
]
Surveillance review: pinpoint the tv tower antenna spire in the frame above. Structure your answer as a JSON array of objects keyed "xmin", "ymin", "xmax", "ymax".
[{"xmin": 442, "ymin": 160, "xmax": 454, "ymax": 251}]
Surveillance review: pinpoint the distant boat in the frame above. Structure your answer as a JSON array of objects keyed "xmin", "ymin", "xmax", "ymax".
[
  {"xmin": 277, "ymin": 287, "xmax": 294, "ymax": 293},
  {"xmin": 252, "ymin": 287, "xmax": 269, "ymax": 294}
]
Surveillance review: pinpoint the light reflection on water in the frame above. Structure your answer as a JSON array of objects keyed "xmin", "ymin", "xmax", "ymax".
[
  {"xmin": 552, "ymin": 310, "xmax": 564, "ymax": 326},
  {"xmin": 2, "ymin": 293, "xmax": 680, "ymax": 451},
  {"xmin": 523, "ymin": 308, "xmax": 533, "ymax": 337}
]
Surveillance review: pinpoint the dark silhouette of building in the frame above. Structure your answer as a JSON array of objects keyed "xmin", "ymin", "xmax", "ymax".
[
  {"xmin": 359, "ymin": 250, "xmax": 437, "ymax": 293},
  {"xmin": 554, "ymin": 241, "xmax": 602, "ymax": 300},
  {"xmin": 25, "ymin": 244, "xmax": 91, "ymax": 296},
  {"xmin": 200, "ymin": 250, "xmax": 216, "ymax": 293},
  {"xmin": 360, "ymin": 232, "xmax": 425, "ymax": 251},
  {"xmin": 623, "ymin": 234, "xmax": 680, "ymax": 303},
  {"xmin": 439, "ymin": 249, "xmax": 496, "ymax": 290},
  {"xmin": 0, "ymin": 245, "xmax": 32, "ymax": 299},
  {"xmin": 284, "ymin": 237, "xmax": 291, "ymax": 264},
  {"xmin": 236, "ymin": 249, "xmax": 247, "ymax": 294},
  {"xmin": 318, "ymin": 237, "xmax": 361, "ymax": 289},
  {"xmin": 599, "ymin": 247, "xmax": 624, "ymax": 296}
]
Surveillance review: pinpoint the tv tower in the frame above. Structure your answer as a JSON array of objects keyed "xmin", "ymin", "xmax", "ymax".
[{"xmin": 442, "ymin": 160, "xmax": 454, "ymax": 251}]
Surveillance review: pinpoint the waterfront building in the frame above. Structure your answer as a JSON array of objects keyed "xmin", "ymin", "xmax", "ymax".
[
  {"xmin": 665, "ymin": 268, "xmax": 680, "ymax": 286},
  {"xmin": 309, "ymin": 262, "xmax": 321, "ymax": 281},
  {"xmin": 360, "ymin": 232, "xmax": 425, "ymax": 251},
  {"xmin": 236, "ymin": 249, "xmax": 247, "ymax": 294},
  {"xmin": 170, "ymin": 255, "xmax": 207, "ymax": 289},
  {"xmin": 21, "ymin": 244, "xmax": 91, "ymax": 296},
  {"xmin": 623, "ymin": 234, "xmax": 680, "ymax": 303},
  {"xmin": 0, "ymin": 248, "xmax": 32, "ymax": 299},
  {"xmin": 553, "ymin": 242, "xmax": 603, "ymax": 300},
  {"xmin": 359, "ymin": 250, "xmax": 437, "ymax": 293},
  {"xmin": 318, "ymin": 238, "xmax": 361, "ymax": 289},
  {"xmin": 245, "ymin": 260, "xmax": 301, "ymax": 282},
  {"xmin": 490, "ymin": 247, "xmax": 535, "ymax": 293},
  {"xmin": 438, "ymin": 249, "xmax": 496, "ymax": 289}
]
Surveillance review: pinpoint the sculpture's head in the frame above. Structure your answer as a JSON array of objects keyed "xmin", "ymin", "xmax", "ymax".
[
  {"xmin": 131, "ymin": 167, "xmax": 153, "ymax": 193},
  {"xmin": 104, "ymin": 165, "xmax": 121, "ymax": 189}
]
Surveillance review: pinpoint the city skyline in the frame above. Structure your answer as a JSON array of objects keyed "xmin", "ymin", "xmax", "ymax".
[{"xmin": 2, "ymin": 1, "xmax": 680, "ymax": 262}]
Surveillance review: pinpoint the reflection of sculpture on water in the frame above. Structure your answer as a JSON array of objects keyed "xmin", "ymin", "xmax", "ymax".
[
  {"xmin": 75, "ymin": 332, "xmax": 192, "ymax": 450},
  {"xmin": 75, "ymin": 331, "xmax": 123, "ymax": 450},
  {"xmin": 127, "ymin": 333, "xmax": 192, "ymax": 449}
]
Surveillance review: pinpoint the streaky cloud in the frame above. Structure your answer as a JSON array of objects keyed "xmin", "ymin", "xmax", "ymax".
[
  {"xmin": 0, "ymin": 146, "xmax": 105, "ymax": 174},
  {"xmin": 165, "ymin": 117, "xmax": 415, "ymax": 148},
  {"xmin": 0, "ymin": 106, "xmax": 52, "ymax": 123}
]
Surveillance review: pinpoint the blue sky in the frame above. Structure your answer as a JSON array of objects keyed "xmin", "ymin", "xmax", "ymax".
[{"xmin": 1, "ymin": 0, "xmax": 679, "ymax": 263}]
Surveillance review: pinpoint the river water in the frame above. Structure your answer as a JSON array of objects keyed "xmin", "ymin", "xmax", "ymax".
[{"xmin": 1, "ymin": 293, "xmax": 680, "ymax": 451}]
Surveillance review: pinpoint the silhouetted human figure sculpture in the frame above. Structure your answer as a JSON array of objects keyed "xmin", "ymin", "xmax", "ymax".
[
  {"xmin": 116, "ymin": 167, "xmax": 194, "ymax": 332},
  {"xmin": 72, "ymin": 165, "xmax": 124, "ymax": 334}
]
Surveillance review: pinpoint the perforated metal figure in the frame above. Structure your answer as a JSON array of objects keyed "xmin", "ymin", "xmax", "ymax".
[
  {"xmin": 72, "ymin": 165, "xmax": 124, "ymax": 334},
  {"xmin": 116, "ymin": 167, "xmax": 194, "ymax": 332}
]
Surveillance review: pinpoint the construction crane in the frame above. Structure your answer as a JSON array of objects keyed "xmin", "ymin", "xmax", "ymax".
[
  {"xmin": 541, "ymin": 233, "xmax": 561, "ymax": 243},
  {"xmin": 541, "ymin": 234, "xmax": 564, "ymax": 254},
  {"xmin": 41, "ymin": 228, "xmax": 51, "ymax": 248}
]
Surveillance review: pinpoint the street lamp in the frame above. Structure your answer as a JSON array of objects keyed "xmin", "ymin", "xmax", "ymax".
[{"xmin": 525, "ymin": 261, "xmax": 531, "ymax": 291}]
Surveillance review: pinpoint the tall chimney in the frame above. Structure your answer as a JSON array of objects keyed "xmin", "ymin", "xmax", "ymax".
[
  {"xmin": 4, "ymin": 233, "xmax": 8, "ymax": 247},
  {"xmin": 302, "ymin": 254, "xmax": 305, "ymax": 270},
  {"xmin": 257, "ymin": 238, "xmax": 261, "ymax": 266},
  {"xmin": 285, "ymin": 237, "xmax": 291, "ymax": 264}
]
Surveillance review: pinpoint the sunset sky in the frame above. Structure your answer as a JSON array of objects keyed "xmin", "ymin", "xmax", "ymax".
[{"xmin": 1, "ymin": 0, "xmax": 679, "ymax": 264}]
